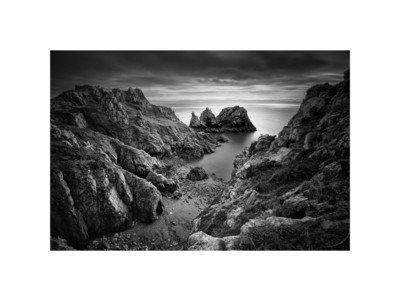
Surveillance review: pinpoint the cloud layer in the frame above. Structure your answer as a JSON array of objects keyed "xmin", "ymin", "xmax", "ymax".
[{"xmin": 51, "ymin": 51, "xmax": 349, "ymax": 106}]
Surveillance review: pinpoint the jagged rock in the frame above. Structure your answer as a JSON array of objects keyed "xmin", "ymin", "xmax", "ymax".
[
  {"xmin": 190, "ymin": 106, "xmax": 256, "ymax": 133},
  {"xmin": 51, "ymin": 84, "xmax": 222, "ymax": 247},
  {"xmin": 52, "ymin": 85, "xmax": 218, "ymax": 159},
  {"xmin": 192, "ymin": 70, "xmax": 350, "ymax": 250},
  {"xmin": 146, "ymin": 171, "xmax": 178, "ymax": 193},
  {"xmin": 190, "ymin": 112, "xmax": 201, "ymax": 128},
  {"xmin": 200, "ymin": 107, "xmax": 217, "ymax": 127},
  {"xmin": 50, "ymin": 123, "xmax": 165, "ymax": 247},
  {"xmin": 187, "ymin": 167, "xmax": 208, "ymax": 181}
]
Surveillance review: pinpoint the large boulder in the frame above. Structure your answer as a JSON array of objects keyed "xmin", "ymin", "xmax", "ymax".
[
  {"xmin": 187, "ymin": 166, "xmax": 208, "ymax": 181},
  {"xmin": 188, "ymin": 231, "xmax": 240, "ymax": 250}
]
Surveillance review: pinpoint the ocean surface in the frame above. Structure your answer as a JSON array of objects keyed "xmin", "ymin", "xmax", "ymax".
[{"xmin": 173, "ymin": 104, "xmax": 300, "ymax": 181}]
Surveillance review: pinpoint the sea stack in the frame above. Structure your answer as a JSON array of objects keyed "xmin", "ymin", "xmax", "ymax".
[{"xmin": 190, "ymin": 106, "xmax": 256, "ymax": 133}]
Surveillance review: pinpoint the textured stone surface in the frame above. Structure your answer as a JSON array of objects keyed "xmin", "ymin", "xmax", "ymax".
[
  {"xmin": 189, "ymin": 70, "xmax": 350, "ymax": 250},
  {"xmin": 51, "ymin": 85, "xmax": 220, "ymax": 248},
  {"xmin": 187, "ymin": 167, "xmax": 208, "ymax": 181}
]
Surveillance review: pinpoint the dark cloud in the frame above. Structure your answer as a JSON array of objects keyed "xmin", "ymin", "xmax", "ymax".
[{"xmin": 51, "ymin": 51, "xmax": 349, "ymax": 104}]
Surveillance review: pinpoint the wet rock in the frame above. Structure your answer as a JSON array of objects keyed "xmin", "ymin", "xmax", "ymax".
[{"xmin": 187, "ymin": 167, "xmax": 208, "ymax": 181}]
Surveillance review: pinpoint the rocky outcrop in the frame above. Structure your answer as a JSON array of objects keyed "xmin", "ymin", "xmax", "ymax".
[
  {"xmin": 146, "ymin": 171, "xmax": 178, "ymax": 194},
  {"xmin": 51, "ymin": 85, "xmax": 221, "ymax": 248},
  {"xmin": 51, "ymin": 123, "xmax": 165, "ymax": 248},
  {"xmin": 190, "ymin": 106, "xmax": 256, "ymax": 133},
  {"xmin": 189, "ymin": 70, "xmax": 350, "ymax": 250},
  {"xmin": 200, "ymin": 108, "xmax": 218, "ymax": 127},
  {"xmin": 52, "ymin": 85, "xmax": 219, "ymax": 159},
  {"xmin": 187, "ymin": 167, "xmax": 208, "ymax": 181},
  {"xmin": 190, "ymin": 112, "xmax": 201, "ymax": 128}
]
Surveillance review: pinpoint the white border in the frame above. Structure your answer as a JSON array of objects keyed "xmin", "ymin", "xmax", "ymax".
[{"xmin": 1, "ymin": 0, "xmax": 400, "ymax": 300}]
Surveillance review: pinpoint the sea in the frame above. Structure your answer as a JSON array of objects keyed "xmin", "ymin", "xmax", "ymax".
[{"xmin": 173, "ymin": 104, "xmax": 300, "ymax": 181}]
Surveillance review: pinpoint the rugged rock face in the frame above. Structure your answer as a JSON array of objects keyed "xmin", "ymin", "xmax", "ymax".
[
  {"xmin": 189, "ymin": 70, "xmax": 350, "ymax": 250},
  {"xmin": 190, "ymin": 106, "xmax": 256, "ymax": 133},
  {"xmin": 51, "ymin": 85, "xmax": 219, "ymax": 248},
  {"xmin": 52, "ymin": 85, "xmax": 219, "ymax": 159},
  {"xmin": 187, "ymin": 167, "xmax": 208, "ymax": 181}
]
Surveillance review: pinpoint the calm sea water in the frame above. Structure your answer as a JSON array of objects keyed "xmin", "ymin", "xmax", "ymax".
[{"xmin": 174, "ymin": 104, "xmax": 299, "ymax": 181}]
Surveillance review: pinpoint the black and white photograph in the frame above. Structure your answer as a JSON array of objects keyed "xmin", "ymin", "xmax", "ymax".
[
  {"xmin": 2, "ymin": 1, "xmax": 399, "ymax": 300},
  {"xmin": 51, "ymin": 51, "xmax": 350, "ymax": 251}
]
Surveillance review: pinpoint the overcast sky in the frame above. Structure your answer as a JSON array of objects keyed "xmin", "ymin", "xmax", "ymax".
[{"xmin": 51, "ymin": 51, "xmax": 349, "ymax": 107}]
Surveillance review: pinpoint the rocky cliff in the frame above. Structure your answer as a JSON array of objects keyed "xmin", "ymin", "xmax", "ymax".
[
  {"xmin": 190, "ymin": 106, "xmax": 256, "ymax": 133},
  {"xmin": 51, "ymin": 85, "xmax": 220, "ymax": 248},
  {"xmin": 189, "ymin": 70, "xmax": 350, "ymax": 250}
]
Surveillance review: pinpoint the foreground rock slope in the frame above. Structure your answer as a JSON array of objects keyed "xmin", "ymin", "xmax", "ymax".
[
  {"xmin": 189, "ymin": 70, "xmax": 350, "ymax": 250},
  {"xmin": 190, "ymin": 106, "xmax": 256, "ymax": 133},
  {"xmin": 51, "ymin": 85, "xmax": 220, "ymax": 248}
]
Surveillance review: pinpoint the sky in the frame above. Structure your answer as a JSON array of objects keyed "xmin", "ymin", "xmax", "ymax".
[{"xmin": 51, "ymin": 51, "xmax": 349, "ymax": 107}]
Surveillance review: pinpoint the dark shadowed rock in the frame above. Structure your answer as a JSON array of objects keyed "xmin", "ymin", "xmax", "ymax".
[
  {"xmin": 200, "ymin": 107, "xmax": 218, "ymax": 127},
  {"xmin": 190, "ymin": 112, "xmax": 201, "ymax": 128},
  {"xmin": 190, "ymin": 106, "xmax": 256, "ymax": 133},
  {"xmin": 187, "ymin": 166, "xmax": 208, "ymax": 181}
]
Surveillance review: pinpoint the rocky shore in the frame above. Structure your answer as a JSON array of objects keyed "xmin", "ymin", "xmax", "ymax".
[
  {"xmin": 190, "ymin": 106, "xmax": 257, "ymax": 133},
  {"xmin": 188, "ymin": 70, "xmax": 350, "ymax": 250},
  {"xmin": 51, "ymin": 70, "xmax": 350, "ymax": 251},
  {"xmin": 51, "ymin": 85, "xmax": 224, "ymax": 249}
]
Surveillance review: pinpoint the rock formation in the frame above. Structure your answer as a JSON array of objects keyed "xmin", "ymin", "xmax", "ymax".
[
  {"xmin": 189, "ymin": 70, "xmax": 350, "ymax": 250},
  {"xmin": 51, "ymin": 85, "xmax": 220, "ymax": 248},
  {"xmin": 190, "ymin": 106, "xmax": 256, "ymax": 133},
  {"xmin": 187, "ymin": 167, "xmax": 208, "ymax": 181}
]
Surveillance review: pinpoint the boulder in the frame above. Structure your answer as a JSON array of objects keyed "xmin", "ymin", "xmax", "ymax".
[
  {"xmin": 188, "ymin": 231, "xmax": 240, "ymax": 250},
  {"xmin": 187, "ymin": 166, "xmax": 208, "ymax": 181},
  {"xmin": 146, "ymin": 170, "xmax": 178, "ymax": 193}
]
